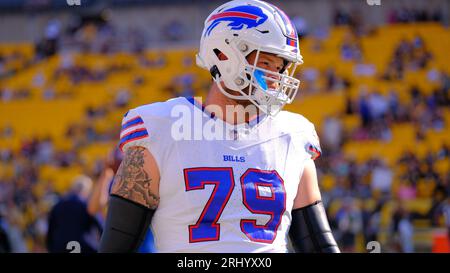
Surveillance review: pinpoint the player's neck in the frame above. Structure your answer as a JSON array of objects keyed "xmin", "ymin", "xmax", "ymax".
[{"xmin": 204, "ymin": 84, "xmax": 260, "ymax": 125}]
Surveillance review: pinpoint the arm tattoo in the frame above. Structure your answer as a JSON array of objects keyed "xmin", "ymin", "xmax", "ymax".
[{"xmin": 111, "ymin": 146, "xmax": 159, "ymax": 209}]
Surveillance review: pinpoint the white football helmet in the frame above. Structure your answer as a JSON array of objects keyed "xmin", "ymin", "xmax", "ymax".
[{"xmin": 196, "ymin": 0, "xmax": 303, "ymax": 116}]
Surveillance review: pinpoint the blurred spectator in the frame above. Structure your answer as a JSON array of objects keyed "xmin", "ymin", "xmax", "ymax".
[
  {"xmin": 35, "ymin": 19, "xmax": 61, "ymax": 59},
  {"xmin": 32, "ymin": 71, "xmax": 45, "ymax": 88},
  {"xmin": 361, "ymin": 201, "xmax": 382, "ymax": 245},
  {"xmin": 357, "ymin": 87, "xmax": 371, "ymax": 128},
  {"xmin": 325, "ymin": 67, "xmax": 346, "ymax": 91},
  {"xmin": 1, "ymin": 88, "xmax": 13, "ymax": 102},
  {"xmin": 42, "ymin": 87, "xmax": 55, "ymax": 101},
  {"xmin": 46, "ymin": 175, "xmax": 101, "ymax": 253},
  {"xmin": 387, "ymin": 90, "xmax": 400, "ymax": 120},
  {"xmin": 0, "ymin": 125, "xmax": 13, "ymax": 138},
  {"xmin": 427, "ymin": 68, "xmax": 441, "ymax": 83},
  {"xmin": 384, "ymin": 37, "xmax": 432, "ymax": 80},
  {"xmin": 443, "ymin": 198, "xmax": 450, "ymax": 241},
  {"xmin": 397, "ymin": 181, "xmax": 417, "ymax": 200},
  {"xmin": 322, "ymin": 115, "xmax": 343, "ymax": 152},
  {"xmin": 429, "ymin": 185, "xmax": 448, "ymax": 226},
  {"xmin": 87, "ymin": 151, "xmax": 118, "ymax": 219},
  {"xmin": 354, "ymin": 63, "xmax": 376, "ymax": 77},
  {"xmin": 162, "ymin": 20, "xmax": 185, "ymax": 42},
  {"xmin": 392, "ymin": 203, "xmax": 414, "ymax": 252},
  {"xmin": 115, "ymin": 88, "xmax": 131, "ymax": 108},
  {"xmin": 368, "ymin": 91, "xmax": 389, "ymax": 121},
  {"xmin": 36, "ymin": 137, "xmax": 54, "ymax": 165},
  {"xmin": 335, "ymin": 198, "xmax": 363, "ymax": 252},
  {"xmin": 2, "ymin": 208, "xmax": 28, "ymax": 253},
  {"xmin": 0, "ymin": 211, "xmax": 11, "ymax": 253},
  {"xmin": 291, "ymin": 15, "xmax": 308, "ymax": 37},
  {"xmin": 370, "ymin": 160, "xmax": 393, "ymax": 196},
  {"xmin": 398, "ymin": 211, "xmax": 414, "ymax": 252},
  {"xmin": 388, "ymin": 7, "xmax": 443, "ymax": 24},
  {"xmin": 333, "ymin": 8, "xmax": 351, "ymax": 26},
  {"xmin": 340, "ymin": 35, "xmax": 362, "ymax": 62},
  {"xmin": 300, "ymin": 67, "xmax": 320, "ymax": 94}
]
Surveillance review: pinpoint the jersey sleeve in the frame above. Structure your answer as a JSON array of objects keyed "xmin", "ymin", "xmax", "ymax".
[
  {"xmin": 304, "ymin": 123, "xmax": 322, "ymax": 160},
  {"xmin": 119, "ymin": 108, "xmax": 151, "ymax": 153}
]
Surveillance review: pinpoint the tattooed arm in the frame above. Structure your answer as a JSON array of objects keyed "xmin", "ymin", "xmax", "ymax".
[
  {"xmin": 99, "ymin": 146, "xmax": 160, "ymax": 252},
  {"xmin": 111, "ymin": 146, "xmax": 160, "ymax": 208}
]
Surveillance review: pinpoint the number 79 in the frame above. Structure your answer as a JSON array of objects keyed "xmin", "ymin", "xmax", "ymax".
[{"xmin": 184, "ymin": 167, "xmax": 286, "ymax": 243}]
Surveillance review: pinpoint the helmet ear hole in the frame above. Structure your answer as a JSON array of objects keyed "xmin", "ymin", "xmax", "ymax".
[{"xmin": 213, "ymin": 48, "xmax": 228, "ymax": 61}]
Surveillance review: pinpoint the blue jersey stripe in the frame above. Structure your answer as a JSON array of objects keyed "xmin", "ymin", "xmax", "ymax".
[
  {"xmin": 120, "ymin": 128, "xmax": 149, "ymax": 145},
  {"xmin": 122, "ymin": 117, "xmax": 144, "ymax": 131}
]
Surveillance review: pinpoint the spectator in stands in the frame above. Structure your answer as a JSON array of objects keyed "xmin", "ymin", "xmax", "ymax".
[
  {"xmin": 2, "ymin": 207, "xmax": 28, "ymax": 253},
  {"xmin": 115, "ymin": 88, "xmax": 131, "ymax": 108},
  {"xmin": 162, "ymin": 20, "xmax": 185, "ymax": 42},
  {"xmin": 0, "ymin": 54, "xmax": 5, "ymax": 75},
  {"xmin": 397, "ymin": 181, "xmax": 417, "ymax": 200},
  {"xmin": 437, "ymin": 143, "xmax": 449, "ymax": 160},
  {"xmin": 87, "ymin": 151, "xmax": 120, "ymax": 220},
  {"xmin": 368, "ymin": 91, "xmax": 389, "ymax": 122},
  {"xmin": 42, "ymin": 87, "xmax": 55, "ymax": 101},
  {"xmin": 291, "ymin": 15, "xmax": 308, "ymax": 37},
  {"xmin": 299, "ymin": 67, "xmax": 319, "ymax": 94},
  {"xmin": 354, "ymin": 63, "xmax": 376, "ymax": 77},
  {"xmin": 388, "ymin": 7, "xmax": 443, "ymax": 24},
  {"xmin": 357, "ymin": 86, "xmax": 372, "ymax": 128},
  {"xmin": 138, "ymin": 51, "xmax": 167, "ymax": 69},
  {"xmin": 46, "ymin": 175, "xmax": 101, "ymax": 253},
  {"xmin": 325, "ymin": 67, "xmax": 346, "ymax": 91},
  {"xmin": 322, "ymin": 115, "xmax": 343, "ymax": 153},
  {"xmin": 36, "ymin": 137, "xmax": 54, "ymax": 165},
  {"xmin": 443, "ymin": 198, "xmax": 450, "ymax": 242},
  {"xmin": 398, "ymin": 209, "xmax": 414, "ymax": 253},
  {"xmin": 370, "ymin": 159, "xmax": 393, "ymax": 196},
  {"xmin": 429, "ymin": 185, "xmax": 448, "ymax": 226},
  {"xmin": 0, "ymin": 209, "xmax": 11, "ymax": 253},
  {"xmin": 391, "ymin": 203, "xmax": 410, "ymax": 252},
  {"xmin": 361, "ymin": 201, "xmax": 382, "ymax": 246},
  {"xmin": 387, "ymin": 89, "xmax": 400, "ymax": 120},
  {"xmin": 335, "ymin": 198, "xmax": 363, "ymax": 252},
  {"xmin": 35, "ymin": 19, "xmax": 61, "ymax": 59},
  {"xmin": 1, "ymin": 88, "xmax": 13, "ymax": 102},
  {"xmin": 340, "ymin": 34, "xmax": 362, "ymax": 62},
  {"xmin": 0, "ymin": 125, "xmax": 13, "ymax": 138}
]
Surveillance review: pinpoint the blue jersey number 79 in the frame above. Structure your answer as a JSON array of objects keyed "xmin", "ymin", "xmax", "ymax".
[{"xmin": 184, "ymin": 167, "xmax": 286, "ymax": 243}]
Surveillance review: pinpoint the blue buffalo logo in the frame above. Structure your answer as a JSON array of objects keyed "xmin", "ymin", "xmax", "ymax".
[{"xmin": 206, "ymin": 5, "xmax": 268, "ymax": 36}]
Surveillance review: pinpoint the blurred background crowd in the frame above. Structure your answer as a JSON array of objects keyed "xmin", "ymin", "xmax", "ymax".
[{"xmin": 0, "ymin": 0, "xmax": 449, "ymax": 253}]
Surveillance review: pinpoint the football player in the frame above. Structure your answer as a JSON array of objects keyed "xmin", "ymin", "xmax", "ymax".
[{"xmin": 99, "ymin": 0, "xmax": 339, "ymax": 253}]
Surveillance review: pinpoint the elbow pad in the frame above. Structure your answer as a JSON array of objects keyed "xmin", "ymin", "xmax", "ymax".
[
  {"xmin": 289, "ymin": 201, "xmax": 340, "ymax": 253},
  {"xmin": 99, "ymin": 194, "xmax": 155, "ymax": 253}
]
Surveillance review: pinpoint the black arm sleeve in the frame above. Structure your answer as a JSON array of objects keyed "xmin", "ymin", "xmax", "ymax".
[
  {"xmin": 98, "ymin": 194, "xmax": 155, "ymax": 253},
  {"xmin": 289, "ymin": 200, "xmax": 340, "ymax": 253}
]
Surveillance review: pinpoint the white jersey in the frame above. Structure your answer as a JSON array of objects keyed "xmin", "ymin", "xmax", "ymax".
[{"xmin": 119, "ymin": 97, "xmax": 321, "ymax": 253}]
